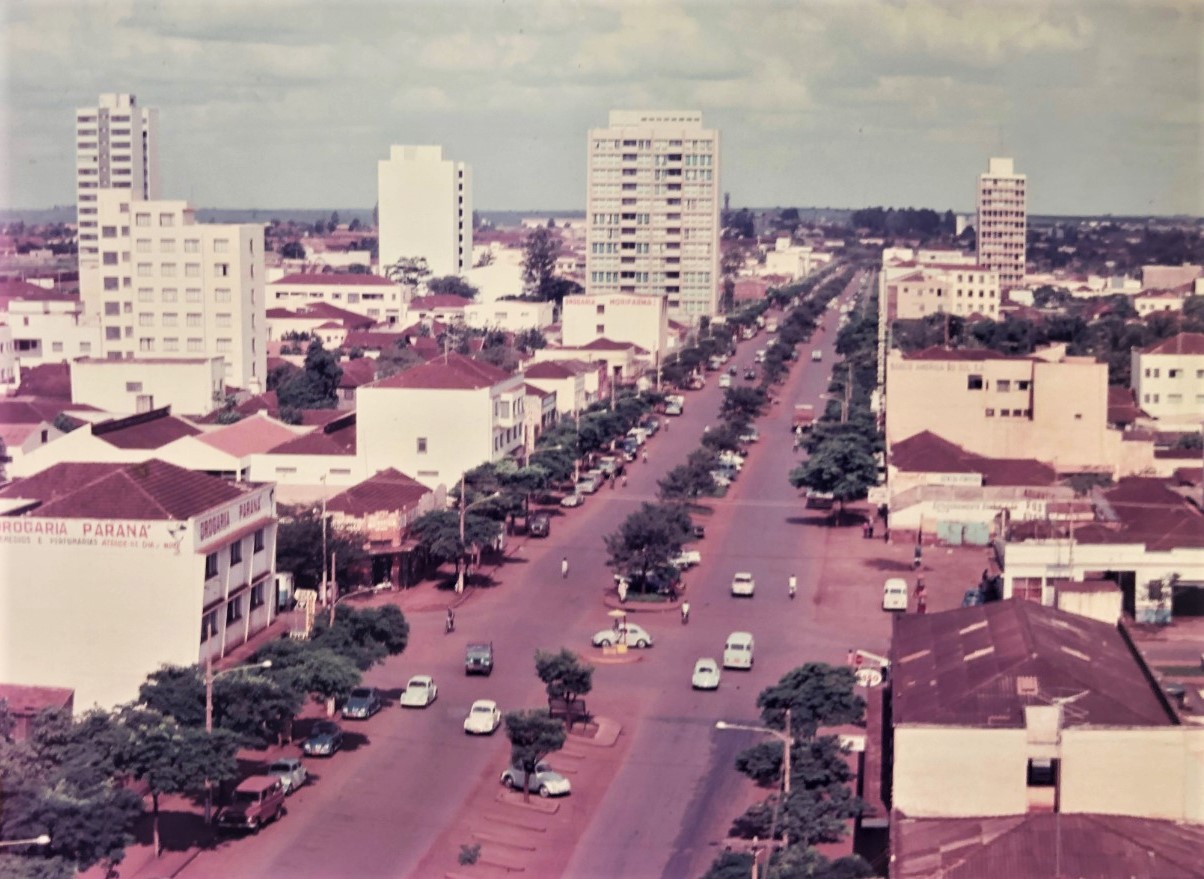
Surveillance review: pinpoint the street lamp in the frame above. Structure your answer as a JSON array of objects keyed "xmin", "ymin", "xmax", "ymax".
[
  {"xmin": 0, "ymin": 835, "xmax": 50, "ymax": 848},
  {"xmin": 204, "ymin": 658, "xmax": 272, "ymax": 823},
  {"xmin": 715, "ymin": 708, "xmax": 793, "ymax": 856}
]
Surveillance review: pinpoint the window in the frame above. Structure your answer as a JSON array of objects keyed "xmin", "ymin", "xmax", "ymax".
[
  {"xmin": 162, "ymin": 288, "xmax": 177, "ymax": 303},
  {"xmin": 163, "ymin": 337, "xmax": 178, "ymax": 352},
  {"xmin": 230, "ymin": 540, "xmax": 243, "ymax": 564},
  {"xmin": 135, "ymin": 212, "xmax": 151, "ymax": 227},
  {"xmin": 226, "ymin": 596, "xmax": 243, "ymax": 624},
  {"xmin": 163, "ymin": 312, "xmax": 178, "ymax": 326},
  {"xmin": 985, "ymin": 408, "xmax": 995, "ymax": 417},
  {"xmin": 216, "ymin": 338, "xmax": 232, "ymax": 353},
  {"xmin": 138, "ymin": 313, "xmax": 153, "ymax": 326},
  {"xmin": 137, "ymin": 262, "xmax": 152, "ymax": 277},
  {"xmin": 214, "ymin": 238, "xmax": 229, "ymax": 252},
  {"xmin": 51, "ymin": 341, "xmax": 63, "ymax": 353},
  {"xmin": 185, "ymin": 288, "xmax": 202, "ymax": 302},
  {"xmin": 187, "ymin": 338, "xmax": 203, "ymax": 353},
  {"xmin": 250, "ymin": 582, "xmax": 265, "ymax": 610},
  {"xmin": 161, "ymin": 262, "xmax": 176, "ymax": 277},
  {"xmin": 201, "ymin": 610, "xmax": 219, "ymax": 642},
  {"xmin": 126, "ymin": 381, "xmax": 143, "ymax": 392},
  {"xmin": 215, "ymin": 288, "xmax": 231, "ymax": 302},
  {"xmin": 967, "ymin": 375, "xmax": 984, "ymax": 390},
  {"xmin": 1017, "ymin": 380, "xmax": 1031, "ymax": 391},
  {"xmin": 254, "ymin": 528, "xmax": 265, "ymax": 553},
  {"xmin": 216, "ymin": 312, "xmax": 232, "ymax": 328},
  {"xmin": 160, "ymin": 238, "xmax": 175, "ymax": 253},
  {"xmin": 104, "ymin": 276, "xmax": 119, "ymax": 291},
  {"xmin": 205, "ymin": 552, "xmax": 219, "ymax": 578},
  {"xmin": 996, "ymin": 380, "xmax": 1011, "ymax": 392},
  {"xmin": 104, "ymin": 302, "xmax": 120, "ymax": 316},
  {"xmin": 596, "ymin": 324, "xmax": 605, "ymax": 334},
  {"xmin": 103, "ymin": 252, "xmax": 118, "ymax": 265},
  {"xmin": 186, "ymin": 313, "xmax": 202, "ymax": 328},
  {"xmin": 1168, "ymin": 369, "xmax": 1181, "ymax": 378},
  {"xmin": 417, "ymin": 437, "xmax": 428, "ymax": 454},
  {"xmin": 184, "ymin": 238, "xmax": 200, "ymax": 253},
  {"xmin": 159, "ymin": 213, "xmax": 175, "ymax": 227},
  {"xmin": 214, "ymin": 263, "xmax": 230, "ymax": 277}
]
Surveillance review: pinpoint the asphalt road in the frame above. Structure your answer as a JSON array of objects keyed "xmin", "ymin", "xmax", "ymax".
[{"xmin": 177, "ymin": 274, "xmax": 888, "ymax": 879}]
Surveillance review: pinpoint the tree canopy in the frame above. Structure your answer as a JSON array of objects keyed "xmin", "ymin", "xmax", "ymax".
[
  {"xmin": 755, "ymin": 663, "xmax": 865, "ymax": 739},
  {"xmin": 603, "ymin": 502, "xmax": 693, "ymax": 587},
  {"xmin": 534, "ymin": 649, "xmax": 594, "ymax": 706},
  {"xmin": 276, "ymin": 339, "xmax": 342, "ymax": 411},
  {"xmin": 502, "ymin": 709, "xmax": 567, "ymax": 803},
  {"xmin": 521, "ymin": 227, "xmax": 562, "ymax": 300}
]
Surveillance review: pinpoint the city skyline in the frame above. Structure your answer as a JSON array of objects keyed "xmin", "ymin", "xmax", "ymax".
[{"xmin": 1, "ymin": 0, "xmax": 1201, "ymax": 216}]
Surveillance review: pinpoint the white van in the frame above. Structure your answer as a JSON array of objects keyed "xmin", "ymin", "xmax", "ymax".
[
  {"xmin": 883, "ymin": 578, "xmax": 909, "ymax": 612},
  {"xmin": 723, "ymin": 632, "xmax": 755, "ymax": 669}
]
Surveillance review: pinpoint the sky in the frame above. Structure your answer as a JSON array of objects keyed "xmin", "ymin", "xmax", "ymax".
[{"xmin": 1, "ymin": 0, "xmax": 1200, "ymax": 216}]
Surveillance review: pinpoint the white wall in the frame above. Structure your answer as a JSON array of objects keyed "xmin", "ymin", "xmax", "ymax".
[
  {"xmin": 378, "ymin": 145, "xmax": 471, "ymax": 277},
  {"xmin": 463, "ymin": 299, "xmax": 554, "ymax": 332},
  {"xmin": 893, "ymin": 726, "xmax": 1030, "ymax": 816},
  {"xmin": 71, "ymin": 357, "xmax": 225, "ymax": 415},
  {"xmin": 562, "ymin": 293, "xmax": 668, "ymax": 356},
  {"xmin": 3, "ymin": 300, "xmax": 103, "ymax": 367}
]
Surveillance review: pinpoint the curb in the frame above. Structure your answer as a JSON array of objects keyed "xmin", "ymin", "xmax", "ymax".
[{"xmin": 570, "ymin": 716, "xmax": 622, "ymax": 748}]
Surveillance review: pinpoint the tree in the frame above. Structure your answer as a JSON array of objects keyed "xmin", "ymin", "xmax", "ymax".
[
  {"xmin": 311, "ymin": 605, "xmax": 410, "ymax": 668},
  {"xmin": 658, "ymin": 459, "xmax": 718, "ymax": 503},
  {"xmin": 409, "ymin": 509, "xmax": 502, "ymax": 573},
  {"xmin": 329, "ymin": 211, "xmax": 340, "ymax": 230},
  {"xmin": 788, "ymin": 435, "xmax": 878, "ymax": 513},
  {"xmin": 735, "ymin": 736, "xmax": 855, "ymax": 790},
  {"xmin": 721, "ymin": 386, "xmax": 767, "ymax": 426},
  {"xmin": 502, "ymin": 709, "xmax": 567, "ymax": 803},
  {"xmin": 755, "ymin": 664, "xmax": 865, "ymax": 739},
  {"xmin": 515, "ymin": 328, "xmax": 547, "ymax": 351},
  {"xmin": 603, "ymin": 503, "xmax": 692, "ymax": 591},
  {"xmin": 426, "ymin": 276, "xmax": 479, "ymax": 299},
  {"xmin": 118, "ymin": 708, "xmax": 239, "ymax": 856},
  {"xmin": 274, "ymin": 504, "xmax": 368, "ymax": 590},
  {"xmin": 385, "ymin": 256, "xmax": 431, "ymax": 287},
  {"xmin": 534, "ymin": 649, "xmax": 594, "ymax": 706},
  {"xmin": 522, "ymin": 227, "xmax": 560, "ymax": 300},
  {"xmin": 529, "ymin": 447, "xmax": 575, "ymax": 485},
  {"xmin": 280, "ymin": 240, "xmax": 306, "ymax": 260},
  {"xmin": 276, "ymin": 339, "xmax": 342, "ymax": 410},
  {"xmin": 500, "ymin": 465, "xmax": 550, "ymax": 514},
  {"xmin": 51, "ymin": 413, "xmax": 81, "ymax": 434}
]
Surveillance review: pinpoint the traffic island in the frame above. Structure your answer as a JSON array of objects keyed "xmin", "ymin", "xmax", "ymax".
[{"xmin": 495, "ymin": 790, "xmax": 561, "ymax": 814}]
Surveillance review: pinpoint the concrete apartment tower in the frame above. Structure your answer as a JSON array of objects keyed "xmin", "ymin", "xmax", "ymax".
[
  {"xmin": 89, "ymin": 190, "xmax": 267, "ymax": 393},
  {"xmin": 976, "ymin": 157, "xmax": 1026, "ymax": 290},
  {"xmin": 76, "ymin": 93, "xmax": 160, "ymax": 263},
  {"xmin": 377, "ymin": 145, "xmax": 472, "ymax": 278},
  {"xmin": 586, "ymin": 110, "xmax": 721, "ymax": 321}
]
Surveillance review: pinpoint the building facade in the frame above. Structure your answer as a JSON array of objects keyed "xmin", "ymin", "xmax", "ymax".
[
  {"xmin": 1131, "ymin": 332, "xmax": 1204, "ymax": 424},
  {"xmin": 561, "ymin": 292, "xmax": 668, "ymax": 357},
  {"xmin": 267, "ymin": 273, "xmax": 407, "ymax": 324},
  {"xmin": 0, "ymin": 460, "xmax": 278, "ymax": 711},
  {"xmin": 377, "ymin": 145, "xmax": 472, "ymax": 278},
  {"xmin": 586, "ymin": 110, "xmax": 720, "ymax": 321},
  {"xmin": 76, "ymin": 93, "xmax": 160, "ymax": 268},
  {"xmin": 70, "ymin": 356, "xmax": 225, "ymax": 416},
  {"xmin": 83, "ymin": 190, "xmax": 266, "ymax": 392},
  {"xmin": 976, "ymin": 157, "xmax": 1026, "ymax": 289}
]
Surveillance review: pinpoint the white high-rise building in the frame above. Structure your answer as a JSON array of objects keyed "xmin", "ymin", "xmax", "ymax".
[
  {"xmin": 76, "ymin": 94, "xmax": 160, "ymax": 263},
  {"xmin": 586, "ymin": 110, "xmax": 720, "ymax": 321},
  {"xmin": 87, "ymin": 190, "xmax": 266, "ymax": 393},
  {"xmin": 377, "ymin": 145, "xmax": 472, "ymax": 278},
  {"xmin": 976, "ymin": 157, "xmax": 1026, "ymax": 290}
]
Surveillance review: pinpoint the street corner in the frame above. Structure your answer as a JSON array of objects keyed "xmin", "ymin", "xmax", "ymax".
[{"xmin": 567, "ymin": 715, "xmax": 622, "ymax": 748}]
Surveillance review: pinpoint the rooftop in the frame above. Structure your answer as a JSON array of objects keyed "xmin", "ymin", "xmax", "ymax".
[
  {"xmin": 0, "ymin": 459, "xmax": 254, "ymax": 520},
  {"xmin": 891, "ymin": 599, "xmax": 1175, "ymax": 729},
  {"xmin": 326, "ymin": 468, "xmax": 431, "ymax": 517},
  {"xmin": 265, "ymin": 302, "xmax": 375, "ymax": 327},
  {"xmin": 195, "ymin": 413, "xmax": 305, "ymax": 457},
  {"xmin": 368, "ymin": 352, "xmax": 511, "ymax": 391},
  {"xmin": 268, "ymin": 413, "xmax": 357, "ymax": 456},
  {"xmin": 271, "ymin": 272, "xmax": 396, "ymax": 287},
  {"xmin": 892, "ymin": 814, "xmax": 1204, "ymax": 879},
  {"xmin": 408, "ymin": 294, "xmax": 472, "ymax": 310},
  {"xmin": 15, "ymin": 362, "xmax": 71, "ymax": 398},
  {"xmin": 890, "ymin": 431, "xmax": 1056, "ymax": 487},
  {"xmin": 1142, "ymin": 331, "xmax": 1204, "ymax": 356},
  {"xmin": 92, "ymin": 408, "xmax": 201, "ymax": 449}
]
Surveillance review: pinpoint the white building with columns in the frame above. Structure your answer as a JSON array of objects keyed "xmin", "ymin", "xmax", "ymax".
[{"xmin": 378, "ymin": 145, "xmax": 472, "ymax": 278}]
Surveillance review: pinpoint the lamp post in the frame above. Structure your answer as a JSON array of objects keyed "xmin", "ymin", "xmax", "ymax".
[
  {"xmin": 0, "ymin": 835, "xmax": 50, "ymax": 848},
  {"xmin": 716, "ymin": 708, "xmax": 793, "ymax": 856},
  {"xmin": 204, "ymin": 658, "xmax": 272, "ymax": 823}
]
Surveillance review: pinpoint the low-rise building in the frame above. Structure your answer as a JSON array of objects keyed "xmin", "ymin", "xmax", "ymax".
[
  {"xmin": 463, "ymin": 298, "xmax": 554, "ymax": 332},
  {"xmin": 561, "ymin": 292, "xmax": 669, "ymax": 358},
  {"xmin": 1131, "ymin": 332, "xmax": 1204, "ymax": 425},
  {"xmin": 0, "ymin": 284, "xmax": 102, "ymax": 373},
  {"xmin": 266, "ymin": 302, "xmax": 375, "ymax": 343},
  {"xmin": 523, "ymin": 360, "xmax": 592, "ymax": 414},
  {"xmin": 70, "ymin": 356, "xmax": 225, "ymax": 416},
  {"xmin": 0, "ymin": 459, "xmax": 279, "ymax": 711},
  {"xmin": 357, "ymin": 353, "xmax": 525, "ymax": 489},
  {"xmin": 1135, "ymin": 289, "xmax": 1189, "ymax": 316},
  {"xmin": 406, "ymin": 294, "xmax": 470, "ymax": 324},
  {"xmin": 522, "ymin": 383, "xmax": 558, "ymax": 453},
  {"xmin": 247, "ymin": 412, "xmax": 365, "ymax": 503},
  {"xmin": 267, "ymin": 272, "xmax": 407, "ymax": 325}
]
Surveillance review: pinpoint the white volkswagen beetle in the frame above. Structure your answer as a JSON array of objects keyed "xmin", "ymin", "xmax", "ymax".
[
  {"xmin": 463, "ymin": 699, "xmax": 502, "ymax": 735},
  {"xmin": 399, "ymin": 675, "xmax": 438, "ymax": 708}
]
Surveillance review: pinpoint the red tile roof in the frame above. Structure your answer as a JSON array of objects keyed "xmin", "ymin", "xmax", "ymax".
[
  {"xmin": 369, "ymin": 352, "xmax": 510, "ymax": 390},
  {"xmin": 524, "ymin": 383, "xmax": 554, "ymax": 399},
  {"xmin": 1107, "ymin": 386, "xmax": 1148, "ymax": 425},
  {"xmin": 408, "ymin": 294, "xmax": 471, "ymax": 310},
  {"xmin": 577, "ymin": 337, "xmax": 648, "ymax": 354},
  {"xmin": 268, "ymin": 414, "xmax": 357, "ymax": 455},
  {"xmin": 0, "ymin": 459, "xmax": 253, "ymax": 520},
  {"xmin": 524, "ymin": 361, "xmax": 578, "ymax": 379},
  {"xmin": 338, "ymin": 358, "xmax": 377, "ymax": 389},
  {"xmin": 271, "ymin": 272, "xmax": 395, "ymax": 287},
  {"xmin": 196, "ymin": 414, "xmax": 305, "ymax": 457},
  {"xmin": 891, "ymin": 599, "xmax": 1175, "ymax": 728},
  {"xmin": 0, "ymin": 400, "xmax": 56, "ymax": 426},
  {"xmin": 325, "ymin": 468, "xmax": 431, "ymax": 517},
  {"xmin": 265, "ymin": 302, "xmax": 374, "ymax": 327},
  {"xmin": 893, "ymin": 814, "xmax": 1204, "ymax": 879},
  {"xmin": 92, "ymin": 408, "xmax": 202, "ymax": 449},
  {"xmin": 890, "ymin": 431, "xmax": 1056, "ymax": 486},
  {"xmin": 1142, "ymin": 331, "xmax": 1204, "ymax": 356},
  {"xmin": 0, "ymin": 683, "xmax": 74, "ymax": 717},
  {"xmin": 343, "ymin": 331, "xmax": 409, "ymax": 351}
]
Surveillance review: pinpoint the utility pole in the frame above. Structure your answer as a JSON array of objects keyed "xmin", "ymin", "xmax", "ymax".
[{"xmin": 456, "ymin": 474, "xmax": 466, "ymax": 594}]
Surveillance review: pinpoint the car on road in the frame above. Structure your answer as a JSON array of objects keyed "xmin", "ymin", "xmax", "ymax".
[
  {"xmin": 464, "ymin": 699, "xmax": 502, "ymax": 735},
  {"xmin": 301, "ymin": 720, "xmax": 344, "ymax": 757},
  {"xmin": 723, "ymin": 632, "xmax": 755, "ymax": 669},
  {"xmin": 739, "ymin": 427, "xmax": 759, "ymax": 443},
  {"xmin": 216, "ymin": 776, "xmax": 286, "ymax": 833},
  {"xmin": 266, "ymin": 757, "xmax": 307, "ymax": 795},
  {"xmin": 811, "ymin": 349, "xmax": 823, "ymax": 361},
  {"xmin": 400, "ymin": 675, "xmax": 438, "ymax": 708},
  {"xmin": 576, "ymin": 474, "xmax": 601, "ymax": 495},
  {"xmin": 728, "ymin": 365, "xmax": 738, "ymax": 376},
  {"xmin": 560, "ymin": 492, "xmax": 584, "ymax": 508},
  {"xmin": 500, "ymin": 761, "xmax": 572, "ymax": 798},
  {"xmin": 691, "ymin": 522, "xmax": 706, "ymax": 539},
  {"xmin": 592, "ymin": 623, "xmax": 654, "ymax": 648},
  {"xmin": 883, "ymin": 578, "xmax": 909, "ymax": 612},
  {"xmin": 731, "ymin": 572, "xmax": 756, "ymax": 597},
  {"xmin": 465, "ymin": 642, "xmax": 494, "ymax": 676},
  {"xmin": 744, "ymin": 368, "xmax": 757, "ymax": 380},
  {"xmin": 692, "ymin": 658, "xmax": 721, "ymax": 690},
  {"xmin": 719, "ymin": 374, "xmax": 732, "ymax": 389},
  {"xmin": 528, "ymin": 512, "xmax": 551, "ymax": 538},
  {"xmin": 342, "ymin": 686, "xmax": 383, "ymax": 720}
]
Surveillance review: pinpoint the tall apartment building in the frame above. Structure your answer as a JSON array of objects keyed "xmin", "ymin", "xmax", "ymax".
[
  {"xmin": 76, "ymin": 94, "xmax": 160, "ymax": 264},
  {"xmin": 586, "ymin": 110, "xmax": 720, "ymax": 321},
  {"xmin": 377, "ymin": 145, "xmax": 472, "ymax": 278},
  {"xmin": 87, "ymin": 190, "xmax": 266, "ymax": 392},
  {"xmin": 976, "ymin": 157, "xmax": 1026, "ymax": 290}
]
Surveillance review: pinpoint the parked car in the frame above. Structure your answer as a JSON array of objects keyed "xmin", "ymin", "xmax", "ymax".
[
  {"xmin": 575, "ymin": 475, "xmax": 601, "ymax": 495},
  {"xmin": 883, "ymin": 578, "xmax": 909, "ymax": 612},
  {"xmin": 215, "ymin": 776, "xmax": 286, "ymax": 833},
  {"xmin": 642, "ymin": 417, "xmax": 660, "ymax": 435},
  {"xmin": 719, "ymin": 374, "xmax": 732, "ymax": 389},
  {"xmin": 592, "ymin": 623, "xmax": 654, "ymax": 648},
  {"xmin": 301, "ymin": 720, "xmax": 344, "ymax": 757},
  {"xmin": 463, "ymin": 699, "xmax": 502, "ymax": 735},
  {"xmin": 528, "ymin": 513, "xmax": 551, "ymax": 538},
  {"xmin": 500, "ymin": 761, "xmax": 571, "ymax": 798},
  {"xmin": 723, "ymin": 632, "xmax": 755, "ymax": 669},
  {"xmin": 692, "ymin": 658, "xmax": 721, "ymax": 690},
  {"xmin": 744, "ymin": 368, "xmax": 757, "ymax": 380},
  {"xmin": 670, "ymin": 549, "xmax": 702, "ymax": 569},
  {"xmin": 400, "ymin": 675, "xmax": 438, "ymax": 708},
  {"xmin": 728, "ymin": 365, "xmax": 738, "ymax": 376},
  {"xmin": 739, "ymin": 427, "xmax": 760, "ymax": 443},
  {"xmin": 465, "ymin": 642, "xmax": 495, "ymax": 676},
  {"xmin": 811, "ymin": 349, "xmax": 823, "ymax": 361},
  {"xmin": 266, "ymin": 758, "xmax": 307, "ymax": 795},
  {"xmin": 560, "ymin": 493, "xmax": 585, "ymax": 508},
  {"xmin": 731, "ymin": 572, "xmax": 756, "ymax": 597},
  {"xmin": 342, "ymin": 686, "xmax": 382, "ymax": 720}
]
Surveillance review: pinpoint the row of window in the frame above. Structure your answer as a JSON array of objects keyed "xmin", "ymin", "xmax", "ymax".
[
  {"xmin": 199, "ymin": 581, "xmax": 268, "ymax": 643},
  {"xmin": 1143, "ymin": 367, "xmax": 1202, "ymax": 379},
  {"xmin": 1142, "ymin": 393, "xmax": 1203, "ymax": 405},
  {"xmin": 137, "ymin": 312, "xmax": 233, "ymax": 327},
  {"xmin": 203, "ymin": 528, "xmax": 267, "ymax": 578},
  {"xmin": 985, "ymin": 408, "xmax": 1032, "ymax": 418},
  {"xmin": 967, "ymin": 376, "xmax": 1032, "ymax": 392},
  {"xmin": 138, "ymin": 338, "xmax": 213, "ymax": 353},
  {"xmin": 137, "ymin": 287, "xmax": 232, "ymax": 303},
  {"xmin": 593, "ymin": 138, "xmax": 713, "ymax": 151}
]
